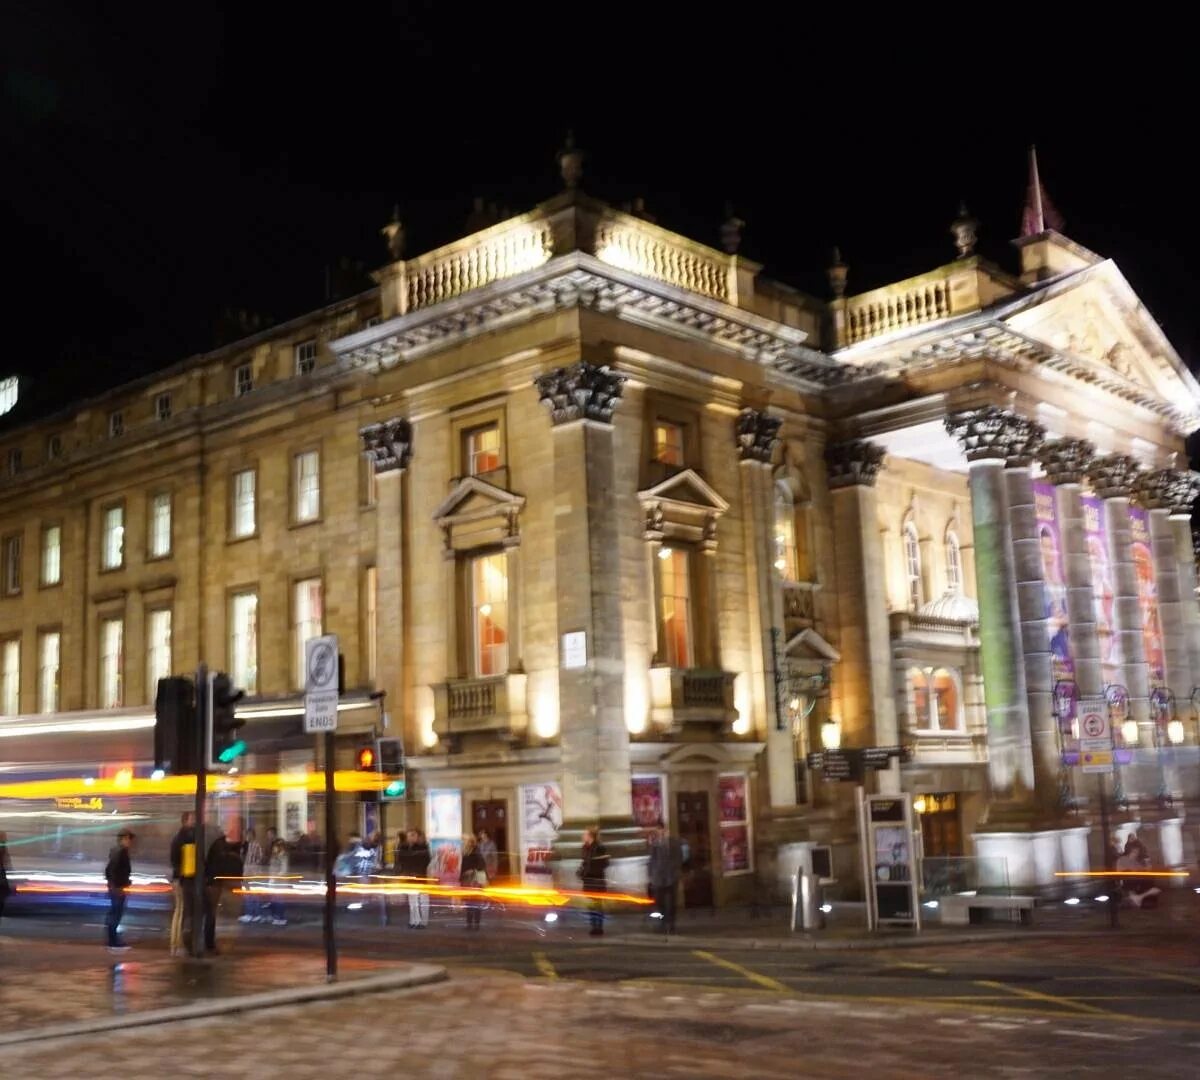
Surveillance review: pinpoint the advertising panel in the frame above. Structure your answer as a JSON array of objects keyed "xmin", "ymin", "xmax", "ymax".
[
  {"xmin": 1034, "ymin": 481, "xmax": 1074, "ymax": 685},
  {"xmin": 1082, "ymin": 495, "xmax": 1120, "ymax": 687},
  {"xmin": 520, "ymin": 782, "xmax": 562, "ymax": 883},
  {"xmin": 631, "ymin": 776, "xmax": 665, "ymax": 828},
  {"xmin": 1129, "ymin": 505, "xmax": 1166, "ymax": 687},
  {"xmin": 425, "ymin": 788, "xmax": 462, "ymax": 885},
  {"xmin": 718, "ymin": 774, "xmax": 751, "ymax": 874}
]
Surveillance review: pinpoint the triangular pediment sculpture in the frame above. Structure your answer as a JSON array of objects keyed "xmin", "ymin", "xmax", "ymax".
[
  {"xmin": 784, "ymin": 627, "xmax": 841, "ymax": 663},
  {"xmin": 433, "ymin": 475, "xmax": 526, "ymax": 555}
]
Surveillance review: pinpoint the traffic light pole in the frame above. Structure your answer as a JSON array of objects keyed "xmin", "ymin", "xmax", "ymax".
[
  {"xmin": 324, "ymin": 729, "xmax": 337, "ymax": 982},
  {"xmin": 191, "ymin": 664, "xmax": 208, "ymax": 960}
]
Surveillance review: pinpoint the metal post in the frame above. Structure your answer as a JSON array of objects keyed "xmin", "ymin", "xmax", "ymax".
[
  {"xmin": 1098, "ymin": 773, "xmax": 1118, "ymax": 930},
  {"xmin": 190, "ymin": 663, "xmax": 208, "ymax": 960},
  {"xmin": 324, "ymin": 729, "xmax": 337, "ymax": 982}
]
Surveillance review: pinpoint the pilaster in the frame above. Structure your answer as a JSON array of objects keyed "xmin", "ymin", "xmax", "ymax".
[{"xmin": 1163, "ymin": 471, "xmax": 1200, "ymax": 695}]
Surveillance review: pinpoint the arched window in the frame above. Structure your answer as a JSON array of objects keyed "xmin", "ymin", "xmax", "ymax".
[
  {"xmin": 931, "ymin": 668, "xmax": 962, "ymax": 731},
  {"xmin": 945, "ymin": 529, "xmax": 962, "ymax": 594},
  {"xmin": 903, "ymin": 521, "xmax": 923, "ymax": 609},
  {"xmin": 774, "ymin": 486, "xmax": 798, "ymax": 582},
  {"xmin": 909, "ymin": 668, "xmax": 930, "ymax": 728}
]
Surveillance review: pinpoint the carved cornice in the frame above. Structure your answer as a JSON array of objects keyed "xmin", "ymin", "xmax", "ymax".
[
  {"xmin": 1038, "ymin": 437, "xmax": 1095, "ymax": 486},
  {"xmin": 735, "ymin": 408, "xmax": 782, "ymax": 464},
  {"xmin": 1087, "ymin": 453, "xmax": 1142, "ymax": 499},
  {"xmin": 825, "ymin": 440, "xmax": 886, "ymax": 489},
  {"xmin": 1137, "ymin": 468, "xmax": 1200, "ymax": 516},
  {"xmin": 944, "ymin": 406, "xmax": 1044, "ymax": 466},
  {"xmin": 360, "ymin": 417, "xmax": 413, "ymax": 474},
  {"xmin": 533, "ymin": 361, "xmax": 626, "ymax": 426}
]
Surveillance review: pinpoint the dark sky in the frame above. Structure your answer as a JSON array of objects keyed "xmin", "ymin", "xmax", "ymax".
[{"xmin": 3, "ymin": 4, "xmax": 1196, "ymax": 413}]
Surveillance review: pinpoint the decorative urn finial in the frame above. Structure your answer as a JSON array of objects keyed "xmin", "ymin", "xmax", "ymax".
[
  {"xmin": 951, "ymin": 202, "xmax": 979, "ymax": 257},
  {"xmin": 382, "ymin": 204, "xmax": 405, "ymax": 261},
  {"xmin": 557, "ymin": 130, "xmax": 584, "ymax": 190},
  {"xmin": 720, "ymin": 203, "xmax": 745, "ymax": 254},
  {"xmin": 827, "ymin": 246, "xmax": 848, "ymax": 299}
]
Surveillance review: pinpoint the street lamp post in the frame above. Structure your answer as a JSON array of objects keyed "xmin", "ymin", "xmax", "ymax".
[
  {"xmin": 1149, "ymin": 687, "xmax": 1177, "ymax": 806},
  {"xmin": 1052, "ymin": 679, "xmax": 1079, "ymax": 810}
]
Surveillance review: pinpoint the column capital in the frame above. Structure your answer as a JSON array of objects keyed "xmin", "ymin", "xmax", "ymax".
[
  {"xmin": 533, "ymin": 361, "xmax": 626, "ymax": 426},
  {"xmin": 825, "ymin": 439, "xmax": 885, "ymax": 489},
  {"xmin": 1038, "ymin": 437, "xmax": 1095, "ymax": 486},
  {"xmin": 1137, "ymin": 468, "xmax": 1200, "ymax": 516},
  {"xmin": 360, "ymin": 417, "xmax": 413, "ymax": 474},
  {"xmin": 944, "ymin": 405, "xmax": 1044, "ymax": 466},
  {"xmin": 1087, "ymin": 453, "xmax": 1142, "ymax": 499},
  {"xmin": 735, "ymin": 408, "xmax": 782, "ymax": 464}
]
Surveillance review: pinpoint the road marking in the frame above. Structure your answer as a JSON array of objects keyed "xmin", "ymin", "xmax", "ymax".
[
  {"xmin": 978, "ymin": 1021, "xmax": 1024, "ymax": 1030},
  {"xmin": 1110, "ymin": 964, "xmax": 1200, "ymax": 989},
  {"xmin": 532, "ymin": 951, "xmax": 557, "ymax": 980},
  {"xmin": 1053, "ymin": 1029, "xmax": 1140, "ymax": 1043},
  {"xmin": 886, "ymin": 961, "xmax": 948, "ymax": 974},
  {"xmin": 974, "ymin": 979, "xmax": 1113, "ymax": 1017},
  {"xmin": 692, "ymin": 950, "xmax": 789, "ymax": 992}
]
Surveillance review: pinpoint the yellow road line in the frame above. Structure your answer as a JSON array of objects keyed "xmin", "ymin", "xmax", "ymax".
[
  {"xmin": 974, "ymin": 979, "xmax": 1113, "ymax": 1017},
  {"xmin": 1110, "ymin": 965, "xmax": 1200, "ymax": 989},
  {"xmin": 692, "ymin": 949, "xmax": 789, "ymax": 992},
  {"xmin": 533, "ymin": 950, "xmax": 558, "ymax": 980}
]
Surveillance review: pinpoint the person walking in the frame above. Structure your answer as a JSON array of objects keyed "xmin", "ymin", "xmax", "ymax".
[
  {"xmin": 647, "ymin": 823, "xmax": 683, "ymax": 934},
  {"xmin": 203, "ymin": 825, "xmax": 244, "ymax": 954},
  {"xmin": 477, "ymin": 829, "xmax": 499, "ymax": 883},
  {"xmin": 238, "ymin": 828, "xmax": 265, "ymax": 924},
  {"xmin": 396, "ymin": 829, "xmax": 431, "ymax": 928},
  {"xmin": 266, "ymin": 837, "xmax": 289, "ymax": 926},
  {"xmin": 0, "ymin": 830, "xmax": 12, "ymax": 928},
  {"xmin": 104, "ymin": 828, "xmax": 135, "ymax": 952},
  {"xmin": 460, "ymin": 835, "xmax": 487, "ymax": 930},
  {"xmin": 168, "ymin": 812, "xmax": 196, "ymax": 955},
  {"xmin": 580, "ymin": 826, "xmax": 610, "ymax": 936}
]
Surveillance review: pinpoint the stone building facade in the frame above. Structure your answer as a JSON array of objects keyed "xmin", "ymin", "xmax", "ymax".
[{"xmin": 3, "ymin": 156, "xmax": 1199, "ymax": 901}]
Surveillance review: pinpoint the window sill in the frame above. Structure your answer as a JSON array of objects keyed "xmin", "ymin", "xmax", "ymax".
[
  {"xmin": 39, "ymin": 581, "xmax": 63, "ymax": 591},
  {"xmin": 145, "ymin": 552, "xmax": 173, "ymax": 564},
  {"xmin": 289, "ymin": 517, "xmax": 323, "ymax": 531},
  {"xmin": 228, "ymin": 531, "xmax": 260, "ymax": 544},
  {"xmin": 98, "ymin": 564, "xmax": 126, "ymax": 575}
]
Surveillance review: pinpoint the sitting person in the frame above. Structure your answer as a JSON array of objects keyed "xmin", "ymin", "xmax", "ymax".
[{"xmin": 1115, "ymin": 834, "xmax": 1161, "ymax": 909}]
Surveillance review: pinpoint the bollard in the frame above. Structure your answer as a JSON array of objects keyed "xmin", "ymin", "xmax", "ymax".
[{"xmin": 792, "ymin": 870, "xmax": 825, "ymax": 931}]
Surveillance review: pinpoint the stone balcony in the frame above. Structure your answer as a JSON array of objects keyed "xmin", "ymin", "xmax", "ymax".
[
  {"xmin": 432, "ymin": 673, "xmax": 528, "ymax": 742},
  {"xmin": 648, "ymin": 667, "xmax": 738, "ymax": 733}
]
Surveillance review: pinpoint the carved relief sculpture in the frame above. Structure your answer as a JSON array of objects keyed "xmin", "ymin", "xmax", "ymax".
[
  {"xmin": 1137, "ymin": 468, "xmax": 1200, "ymax": 516},
  {"xmin": 735, "ymin": 408, "xmax": 782, "ymax": 464},
  {"xmin": 533, "ymin": 361, "xmax": 626, "ymax": 425},
  {"xmin": 825, "ymin": 439, "xmax": 886, "ymax": 489},
  {"xmin": 360, "ymin": 417, "xmax": 413, "ymax": 473},
  {"xmin": 1087, "ymin": 454, "xmax": 1143, "ymax": 499},
  {"xmin": 1039, "ymin": 437, "xmax": 1095, "ymax": 486},
  {"xmin": 944, "ymin": 405, "xmax": 1044, "ymax": 465}
]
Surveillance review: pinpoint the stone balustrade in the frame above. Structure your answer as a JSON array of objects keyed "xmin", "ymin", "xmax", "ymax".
[
  {"xmin": 648, "ymin": 667, "xmax": 738, "ymax": 732},
  {"xmin": 593, "ymin": 219, "xmax": 730, "ymax": 302},
  {"xmin": 844, "ymin": 274, "xmax": 952, "ymax": 345},
  {"xmin": 433, "ymin": 673, "xmax": 527, "ymax": 739}
]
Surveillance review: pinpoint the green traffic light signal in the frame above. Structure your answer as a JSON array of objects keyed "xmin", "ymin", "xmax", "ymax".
[
  {"xmin": 218, "ymin": 739, "xmax": 247, "ymax": 764},
  {"xmin": 385, "ymin": 779, "xmax": 405, "ymax": 797}
]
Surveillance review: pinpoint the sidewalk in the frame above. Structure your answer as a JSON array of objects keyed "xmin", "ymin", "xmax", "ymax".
[{"xmin": 0, "ymin": 938, "xmax": 444, "ymax": 1048}]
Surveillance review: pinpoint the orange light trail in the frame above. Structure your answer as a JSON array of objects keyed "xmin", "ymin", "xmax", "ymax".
[
  {"xmin": 0, "ymin": 771, "xmax": 392, "ymax": 800},
  {"xmin": 1054, "ymin": 870, "xmax": 1189, "ymax": 878}
]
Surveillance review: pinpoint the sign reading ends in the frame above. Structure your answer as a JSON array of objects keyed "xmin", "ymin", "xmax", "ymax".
[{"xmin": 304, "ymin": 633, "xmax": 339, "ymax": 733}]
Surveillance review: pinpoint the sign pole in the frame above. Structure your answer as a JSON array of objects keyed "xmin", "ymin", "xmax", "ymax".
[
  {"xmin": 324, "ymin": 727, "xmax": 337, "ymax": 981},
  {"xmin": 1098, "ymin": 773, "xmax": 1118, "ymax": 930},
  {"xmin": 190, "ymin": 663, "xmax": 208, "ymax": 960}
]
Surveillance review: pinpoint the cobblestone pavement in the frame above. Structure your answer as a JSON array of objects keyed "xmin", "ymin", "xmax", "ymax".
[{"xmin": 2, "ymin": 970, "xmax": 1199, "ymax": 1078}]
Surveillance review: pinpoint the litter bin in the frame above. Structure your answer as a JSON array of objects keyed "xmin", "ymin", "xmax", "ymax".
[{"xmin": 792, "ymin": 870, "xmax": 825, "ymax": 931}]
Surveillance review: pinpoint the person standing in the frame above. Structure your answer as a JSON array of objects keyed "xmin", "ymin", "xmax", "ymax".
[
  {"xmin": 460, "ymin": 835, "xmax": 487, "ymax": 930},
  {"xmin": 647, "ymin": 823, "xmax": 683, "ymax": 934},
  {"xmin": 104, "ymin": 828, "xmax": 135, "ymax": 952},
  {"xmin": 579, "ymin": 826, "xmax": 610, "ymax": 937},
  {"xmin": 168, "ymin": 812, "xmax": 196, "ymax": 955},
  {"xmin": 238, "ymin": 828, "xmax": 264, "ymax": 924},
  {"xmin": 477, "ymin": 829, "xmax": 499, "ymax": 883},
  {"xmin": 397, "ymin": 829, "xmax": 431, "ymax": 928},
  {"xmin": 203, "ymin": 825, "xmax": 244, "ymax": 954},
  {"xmin": 266, "ymin": 837, "xmax": 289, "ymax": 926},
  {"xmin": 0, "ymin": 830, "xmax": 12, "ymax": 928}
]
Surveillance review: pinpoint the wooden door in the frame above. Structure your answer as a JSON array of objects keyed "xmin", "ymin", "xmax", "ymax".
[
  {"xmin": 675, "ymin": 790, "xmax": 713, "ymax": 908},
  {"xmin": 471, "ymin": 799, "xmax": 510, "ymax": 882}
]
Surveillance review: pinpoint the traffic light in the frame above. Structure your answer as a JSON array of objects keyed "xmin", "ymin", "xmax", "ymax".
[
  {"xmin": 378, "ymin": 737, "xmax": 406, "ymax": 800},
  {"xmin": 154, "ymin": 676, "xmax": 196, "ymax": 774},
  {"xmin": 356, "ymin": 743, "xmax": 376, "ymax": 770},
  {"xmin": 207, "ymin": 671, "xmax": 247, "ymax": 769}
]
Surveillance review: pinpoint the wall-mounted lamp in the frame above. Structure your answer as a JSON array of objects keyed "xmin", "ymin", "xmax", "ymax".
[
  {"xmin": 1121, "ymin": 718, "xmax": 1140, "ymax": 747},
  {"xmin": 820, "ymin": 715, "xmax": 842, "ymax": 751}
]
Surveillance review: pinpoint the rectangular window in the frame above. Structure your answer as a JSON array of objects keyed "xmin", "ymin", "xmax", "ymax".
[
  {"xmin": 293, "ymin": 578, "xmax": 324, "ymax": 689},
  {"xmin": 465, "ymin": 423, "xmax": 502, "ymax": 476},
  {"xmin": 471, "ymin": 552, "xmax": 509, "ymax": 676},
  {"xmin": 234, "ymin": 363, "xmax": 254, "ymax": 397},
  {"xmin": 7, "ymin": 448, "xmax": 21, "ymax": 476},
  {"xmin": 148, "ymin": 493, "xmax": 172, "ymax": 558},
  {"xmin": 365, "ymin": 566, "xmax": 378, "ymax": 684},
  {"xmin": 47, "ymin": 434, "xmax": 62, "ymax": 460},
  {"xmin": 108, "ymin": 411, "xmax": 124, "ymax": 438},
  {"xmin": 146, "ymin": 609, "xmax": 172, "ymax": 699},
  {"xmin": 2, "ymin": 534, "xmax": 21, "ymax": 596},
  {"xmin": 775, "ymin": 499, "xmax": 798, "ymax": 582},
  {"xmin": 38, "ymin": 630, "xmax": 60, "ymax": 714},
  {"xmin": 155, "ymin": 392, "xmax": 172, "ymax": 421},
  {"xmin": 657, "ymin": 547, "xmax": 692, "ymax": 668},
  {"xmin": 99, "ymin": 617, "xmax": 124, "ymax": 708},
  {"xmin": 230, "ymin": 591, "xmax": 259, "ymax": 694},
  {"xmin": 653, "ymin": 421, "xmax": 685, "ymax": 467},
  {"xmin": 1, "ymin": 638, "xmax": 19, "ymax": 715},
  {"xmin": 101, "ymin": 505, "xmax": 124, "ymax": 570},
  {"xmin": 41, "ymin": 524, "xmax": 61, "ymax": 586},
  {"xmin": 294, "ymin": 450, "xmax": 320, "ymax": 523},
  {"xmin": 231, "ymin": 469, "xmax": 257, "ymax": 538},
  {"xmin": 295, "ymin": 340, "xmax": 317, "ymax": 375}
]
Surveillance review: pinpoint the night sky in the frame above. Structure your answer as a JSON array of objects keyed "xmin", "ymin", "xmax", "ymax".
[{"xmin": 3, "ymin": 5, "xmax": 1195, "ymax": 418}]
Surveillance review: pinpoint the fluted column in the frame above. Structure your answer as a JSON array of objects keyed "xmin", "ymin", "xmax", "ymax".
[
  {"xmin": 1165, "ymin": 472, "xmax": 1200, "ymax": 696},
  {"xmin": 945, "ymin": 407, "xmax": 1037, "ymax": 804}
]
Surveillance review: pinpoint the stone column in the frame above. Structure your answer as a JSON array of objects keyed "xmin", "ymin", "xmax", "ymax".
[
  {"xmin": 1164, "ymin": 472, "xmax": 1200, "ymax": 697},
  {"xmin": 534, "ymin": 361, "xmax": 642, "ymax": 882},
  {"xmin": 735, "ymin": 407, "xmax": 794, "ymax": 807},
  {"xmin": 825, "ymin": 439, "xmax": 898, "ymax": 794},
  {"xmin": 360, "ymin": 418, "xmax": 412, "ymax": 740},
  {"xmin": 945, "ymin": 407, "xmax": 1037, "ymax": 805}
]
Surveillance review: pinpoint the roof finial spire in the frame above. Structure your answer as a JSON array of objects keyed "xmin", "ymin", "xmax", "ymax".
[
  {"xmin": 557, "ymin": 130, "xmax": 584, "ymax": 190},
  {"xmin": 827, "ymin": 246, "xmax": 848, "ymax": 299},
  {"xmin": 1020, "ymin": 145, "xmax": 1064, "ymax": 237},
  {"xmin": 950, "ymin": 201, "xmax": 979, "ymax": 257}
]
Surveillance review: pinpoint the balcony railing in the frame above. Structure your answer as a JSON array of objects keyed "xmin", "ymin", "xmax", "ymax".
[
  {"xmin": 649, "ymin": 667, "xmax": 738, "ymax": 733},
  {"xmin": 433, "ymin": 672, "xmax": 527, "ymax": 740}
]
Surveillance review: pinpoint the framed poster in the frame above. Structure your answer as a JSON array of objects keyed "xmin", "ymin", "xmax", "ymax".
[
  {"xmin": 631, "ymin": 775, "xmax": 666, "ymax": 828},
  {"xmin": 520, "ymin": 782, "xmax": 562, "ymax": 883},
  {"xmin": 425, "ymin": 788, "xmax": 462, "ymax": 885},
  {"xmin": 864, "ymin": 795, "xmax": 920, "ymax": 928},
  {"xmin": 717, "ymin": 773, "xmax": 752, "ymax": 874}
]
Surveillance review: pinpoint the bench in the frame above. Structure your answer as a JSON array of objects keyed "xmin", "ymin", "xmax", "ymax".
[{"xmin": 938, "ymin": 893, "xmax": 1037, "ymax": 926}]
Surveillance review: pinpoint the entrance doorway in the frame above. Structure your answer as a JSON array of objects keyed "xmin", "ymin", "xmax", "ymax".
[
  {"xmin": 471, "ymin": 799, "xmax": 510, "ymax": 882},
  {"xmin": 675, "ymin": 790, "xmax": 713, "ymax": 908},
  {"xmin": 916, "ymin": 792, "xmax": 962, "ymax": 858}
]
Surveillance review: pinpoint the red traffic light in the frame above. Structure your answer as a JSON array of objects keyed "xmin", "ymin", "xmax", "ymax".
[{"xmin": 357, "ymin": 746, "xmax": 376, "ymax": 770}]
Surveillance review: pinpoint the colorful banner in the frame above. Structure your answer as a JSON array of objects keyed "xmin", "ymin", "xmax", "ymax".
[
  {"xmin": 520, "ymin": 782, "xmax": 562, "ymax": 883},
  {"xmin": 1034, "ymin": 482, "xmax": 1074, "ymax": 684},
  {"xmin": 1082, "ymin": 496, "xmax": 1120, "ymax": 687},
  {"xmin": 425, "ymin": 788, "xmax": 462, "ymax": 885},
  {"xmin": 718, "ymin": 774, "xmax": 747, "ymax": 823},
  {"xmin": 1129, "ymin": 506, "xmax": 1166, "ymax": 687},
  {"xmin": 631, "ymin": 776, "xmax": 665, "ymax": 828},
  {"xmin": 717, "ymin": 773, "xmax": 751, "ymax": 873}
]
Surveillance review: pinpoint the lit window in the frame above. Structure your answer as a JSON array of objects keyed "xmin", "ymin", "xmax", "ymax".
[
  {"xmin": 904, "ymin": 522, "xmax": 923, "ymax": 609},
  {"xmin": 909, "ymin": 666, "xmax": 963, "ymax": 732},
  {"xmin": 235, "ymin": 363, "xmax": 254, "ymax": 397},
  {"xmin": 38, "ymin": 630, "xmax": 60, "ymax": 714},
  {"xmin": 7, "ymin": 448, "xmax": 21, "ymax": 476},
  {"xmin": 146, "ymin": 609, "xmax": 172, "ymax": 698},
  {"xmin": 0, "ymin": 376, "xmax": 17, "ymax": 416},
  {"xmin": 101, "ymin": 505, "xmax": 124, "ymax": 570},
  {"xmin": 465, "ymin": 423, "xmax": 502, "ymax": 476},
  {"xmin": 658, "ymin": 547, "xmax": 692, "ymax": 668},
  {"xmin": 933, "ymin": 669, "xmax": 961, "ymax": 731},
  {"xmin": 148, "ymin": 493, "xmax": 172, "ymax": 558},
  {"xmin": 294, "ymin": 450, "xmax": 320, "ymax": 523},
  {"xmin": 295, "ymin": 340, "xmax": 317, "ymax": 375},
  {"xmin": 232, "ymin": 469, "xmax": 256, "ymax": 538},
  {"xmin": 108, "ymin": 411, "xmax": 124, "ymax": 438},
  {"xmin": 1, "ymin": 638, "xmax": 19, "ymax": 715},
  {"xmin": 293, "ymin": 578, "xmax": 324, "ymax": 689},
  {"xmin": 365, "ymin": 566, "xmax": 378, "ymax": 684},
  {"xmin": 41, "ymin": 525, "xmax": 61, "ymax": 586},
  {"xmin": 909, "ymin": 668, "xmax": 930, "ymax": 728},
  {"xmin": 471, "ymin": 552, "xmax": 509, "ymax": 676},
  {"xmin": 945, "ymin": 530, "xmax": 962, "ymax": 594},
  {"xmin": 2, "ymin": 534, "xmax": 21, "ymax": 596},
  {"xmin": 230, "ymin": 591, "xmax": 258, "ymax": 694},
  {"xmin": 774, "ymin": 490, "xmax": 798, "ymax": 582},
  {"xmin": 46, "ymin": 434, "xmax": 62, "ymax": 460},
  {"xmin": 653, "ymin": 421, "xmax": 685, "ymax": 467},
  {"xmin": 155, "ymin": 392, "xmax": 172, "ymax": 421},
  {"xmin": 99, "ymin": 618, "xmax": 124, "ymax": 708}
]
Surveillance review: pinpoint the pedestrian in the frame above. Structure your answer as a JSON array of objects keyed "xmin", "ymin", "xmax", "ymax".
[
  {"xmin": 460, "ymin": 835, "xmax": 487, "ymax": 930},
  {"xmin": 477, "ymin": 829, "xmax": 499, "ymax": 883},
  {"xmin": 266, "ymin": 838, "xmax": 289, "ymax": 926},
  {"xmin": 203, "ymin": 824, "xmax": 244, "ymax": 954},
  {"xmin": 104, "ymin": 828, "xmax": 135, "ymax": 952},
  {"xmin": 579, "ymin": 826, "xmax": 610, "ymax": 936},
  {"xmin": 396, "ymin": 829, "xmax": 431, "ymax": 928},
  {"xmin": 0, "ymin": 830, "xmax": 12, "ymax": 927},
  {"xmin": 647, "ymin": 822, "xmax": 683, "ymax": 934},
  {"xmin": 168, "ymin": 811, "xmax": 196, "ymax": 955},
  {"xmin": 238, "ymin": 828, "xmax": 265, "ymax": 924}
]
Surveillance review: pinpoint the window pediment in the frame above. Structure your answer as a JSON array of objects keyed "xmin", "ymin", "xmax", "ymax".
[
  {"xmin": 433, "ymin": 475, "xmax": 525, "ymax": 554},
  {"xmin": 784, "ymin": 627, "xmax": 841, "ymax": 665},
  {"xmin": 639, "ymin": 467, "xmax": 729, "ymax": 549}
]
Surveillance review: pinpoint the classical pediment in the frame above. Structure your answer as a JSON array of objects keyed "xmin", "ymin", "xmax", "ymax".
[
  {"xmin": 638, "ymin": 467, "xmax": 729, "ymax": 514},
  {"xmin": 784, "ymin": 627, "xmax": 841, "ymax": 664},
  {"xmin": 638, "ymin": 467, "xmax": 729, "ymax": 550},
  {"xmin": 433, "ymin": 475, "xmax": 525, "ymax": 553}
]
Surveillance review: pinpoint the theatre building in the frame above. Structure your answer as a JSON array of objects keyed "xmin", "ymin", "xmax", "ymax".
[{"xmin": 2, "ymin": 149, "xmax": 1198, "ymax": 902}]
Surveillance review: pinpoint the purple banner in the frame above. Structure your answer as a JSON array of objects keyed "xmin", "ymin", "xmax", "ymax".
[
  {"xmin": 1129, "ymin": 506, "xmax": 1165, "ymax": 687},
  {"xmin": 1081, "ymin": 496, "xmax": 1121, "ymax": 687},
  {"xmin": 1035, "ymin": 482, "xmax": 1074, "ymax": 685}
]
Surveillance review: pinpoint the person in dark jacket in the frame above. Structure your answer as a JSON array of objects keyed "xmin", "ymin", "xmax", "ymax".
[
  {"xmin": 104, "ymin": 828, "xmax": 135, "ymax": 951},
  {"xmin": 395, "ymin": 829, "xmax": 432, "ymax": 928},
  {"xmin": 0, "ymin": 830, "xmax": 12, "ymax": 926},
  {"xmin": 579, "ymin": 826, "xmax": 610, "ymax": 936},
  {"xmin": 647, "ymin": 823, "xmax": 684, "ymax": 934},
  {"xmin": 168, "ymin": 812, "xmax": 195, "ymax": 955},
  {"xmin": 203, "ymin": 827, "xmax": 244, "ymax": 954},
  {"xmin": 459, "ymin": 835, "xmax": 487, "ymax": 930}
]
